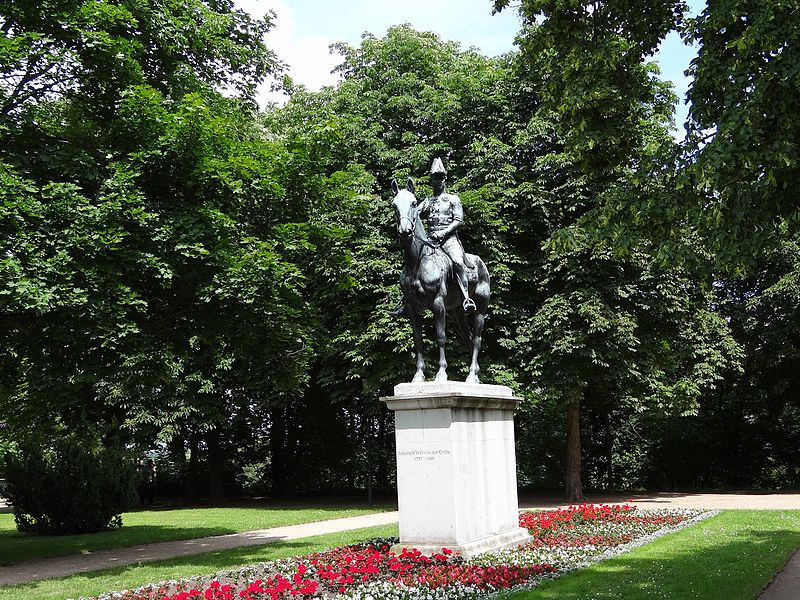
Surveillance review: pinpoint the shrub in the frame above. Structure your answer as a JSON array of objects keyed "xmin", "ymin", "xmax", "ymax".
[{"xmin": 2, "ymin": 436, "xmax": 137, "ymax": 535}]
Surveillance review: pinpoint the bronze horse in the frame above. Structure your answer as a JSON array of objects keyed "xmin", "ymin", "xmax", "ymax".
[{"xmin": 391, "ymin": 178, "xmax": 491, "ymax": 384}]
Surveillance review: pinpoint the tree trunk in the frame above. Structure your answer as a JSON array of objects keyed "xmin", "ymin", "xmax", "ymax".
[
  {"xmin": 565, "ymin": 395, "xmax": 585, "ymax": 502},
  {"xmin": 270, "ymin": 407, "xmax": 289, "ymax": 496},
  {"xmin": 603, "ymin": 410, "xmax": 614, "ymax": 490},
  {"xmin": 207, "ymin": 427, "xmax": 225, "ymax": 501},
  {"xmin": 376, "ymin": 413, "xmax": 389, "ymax": 488},
  {"xmin": 188, "ymin": 431, "xmax": 200, "ymax": 499},
  {"xmin": 171, "ymin": 427, "xmax": 187, "ymax": 483}
]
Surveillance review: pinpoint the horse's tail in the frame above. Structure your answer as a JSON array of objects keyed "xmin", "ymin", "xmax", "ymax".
[
  {"xmin": 470, "ymin": 254, "xmax": 491, "ymax": 312},
  {"xmin": 452, "ymin": 313, "xmax": 473, "ymax": 349}
]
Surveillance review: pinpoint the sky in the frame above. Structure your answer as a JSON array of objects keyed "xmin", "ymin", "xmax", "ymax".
[{"xmin": 235, "ymin": 0, "xmax": 704, "ymax": 132}]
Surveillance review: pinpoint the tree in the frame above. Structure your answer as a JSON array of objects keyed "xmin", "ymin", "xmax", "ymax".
[
  {"xmin": 493, "ymin": 0, "xmax": 686, "ymax": 178},
  {"xmin": 699, "ymin": 233, "xmax": 800, "ymax": 488},
  {"xmin": 0, "ymin": 0, "xmax": 278, "ymax": 116},
  {"xmin": 0, "ymin": 1, "xmax": 371, "ymax": 501},
  {"xmin": 683, "ymin": 0, "xmax": 800, "ymax": 264},
  {"xmin": 277, "ymin": 27, "xmax": 525, "ymax": 388},
  {"xmin": 265, "ymin": 26, "xmax": 521, "ymax": 494},
  {"xmin": 599, "ymin": 2, "xmax": 800, "ymax": 491},
  {"xmin": 493, "ymin": 0, "xmax": 739, "ymax": 500}
]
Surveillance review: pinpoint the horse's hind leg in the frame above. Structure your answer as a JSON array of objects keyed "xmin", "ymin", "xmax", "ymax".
[
  {"xmin": 409, "ymin": 311, "xmax": 426, "ymax": 382},
  {"xmin": 466, "ymin": 312, "xmax": 485, "ymax": 384},
  {"xmin": 433, "ymin": 296, "xmax": 448, "ymax": 382}
]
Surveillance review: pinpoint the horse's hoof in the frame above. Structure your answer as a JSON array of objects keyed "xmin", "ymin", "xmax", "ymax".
[
  {"xmin": 466, "ymin": 375, "xmax": 480, "ymax": 385},
  {"xmin": 412, "ymin": 372, "xmax": 425, "ymax": 383},
  {"xmin": 434, "ymin": 371, "xmax": 448, "ymax": 382}
]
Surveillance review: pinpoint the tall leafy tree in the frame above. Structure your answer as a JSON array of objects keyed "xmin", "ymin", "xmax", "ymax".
[
  {"xmin": 493, "ymin": 0, "xmax": 686, "ymax": 178},
  {"xmin": 278, "ymin": 26, "xmax": 522, "ymax": 394},
  {"xmin": 493, "ymin": 0, "xmax": 739, "ymax": 500},
  {"xmin": 0, "ymin": 1, "xmax": 367, "ymax": 500},
  {"xmin": 269, "ymin": 27, "xmax": 527, "ymax": 494},
  {"xmin": 683, "ymin": 0, "xmax": 800, "ymax": 264}
]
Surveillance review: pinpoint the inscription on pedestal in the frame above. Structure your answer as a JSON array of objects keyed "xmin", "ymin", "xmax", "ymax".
[{"xmin": 398, "ymin": 448, "xmax": 452, "ymax": 462}]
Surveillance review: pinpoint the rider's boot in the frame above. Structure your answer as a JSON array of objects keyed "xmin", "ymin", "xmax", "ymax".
[{"xmin": 457, "ymin": 270, "xmax": 477, "ymax": 313}]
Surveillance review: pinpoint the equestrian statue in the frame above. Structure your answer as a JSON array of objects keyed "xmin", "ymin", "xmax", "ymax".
[{"xmin": 390, "ymin": 158, "xmax": 491, "ymax": 384}]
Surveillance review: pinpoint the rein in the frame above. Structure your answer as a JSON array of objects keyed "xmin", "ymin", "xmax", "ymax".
[
  {"xmin": 398, "ymin": 207, "xmax": 442, "ymax": 281},
  {"xmin": 399, "ymin": 211, "xmax": 440, "ymax": 250}
]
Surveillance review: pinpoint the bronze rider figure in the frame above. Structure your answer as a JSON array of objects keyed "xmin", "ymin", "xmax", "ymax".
[{"xmin": 419, "ymin": 158, "xmax": 476, "ymax": 313}]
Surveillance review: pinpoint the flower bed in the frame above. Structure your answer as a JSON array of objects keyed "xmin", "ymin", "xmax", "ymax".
[{"xmin": 75, "ymin": 505, "xmax": 714, "ymax": 600}]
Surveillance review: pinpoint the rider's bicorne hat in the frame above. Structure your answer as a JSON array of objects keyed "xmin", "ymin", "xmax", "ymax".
[{"xmin": 430, "ymin": 157, "xmax": 446, "ymax": 175}]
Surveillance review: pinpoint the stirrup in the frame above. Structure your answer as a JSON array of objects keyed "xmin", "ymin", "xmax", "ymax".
[{"xmin": 463, "ymin": 298, "xmax": 477, "ymax": 313}]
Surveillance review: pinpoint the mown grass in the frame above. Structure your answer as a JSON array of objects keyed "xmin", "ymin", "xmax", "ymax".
[
  {"xmin": 0, "ymin": 504, "xmax": 393, "ymax": 565},
  {"xmin": 0, "ymin": 523, "xmax": 399, "ymax": 600},
  {"xmin": 510, "ymin": 510, "xmax": 800, "ymax": 600},
  {"xmin": 3, "ymin": 510, "xmax": 798, "ymax": 600}
]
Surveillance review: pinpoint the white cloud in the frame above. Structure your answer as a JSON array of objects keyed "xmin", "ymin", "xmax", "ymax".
[
  {"xmin": 234, "ymin": 0, "xmax": 522, "ymax": 107},
  {"xmin": 233, "ymin": 0, "xmax": 696, "ymax": 129},
  {"xmin": 235, "ymin": 0, "xmax": 342, "ymax": 106}
]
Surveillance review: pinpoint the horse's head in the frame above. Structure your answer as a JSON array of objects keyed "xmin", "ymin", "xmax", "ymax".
[{"xmin": 391, "ymin": 177, "xmax": 418, "ymax": 240}]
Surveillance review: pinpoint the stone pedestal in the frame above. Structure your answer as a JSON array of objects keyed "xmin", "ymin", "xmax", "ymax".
[{"xmin": 381, "ymin": 382, "xmax": 531, "ymax": 557}]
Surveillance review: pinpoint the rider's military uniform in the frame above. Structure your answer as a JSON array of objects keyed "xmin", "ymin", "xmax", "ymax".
[{"xmin": 419, "ymin": 159, "xmax": 476, "ymax": 312}]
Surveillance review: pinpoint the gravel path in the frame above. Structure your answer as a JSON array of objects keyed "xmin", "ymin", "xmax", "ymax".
[{"xmin": 519, "ymin": 490, "xmax": 800, "ymax": 510}]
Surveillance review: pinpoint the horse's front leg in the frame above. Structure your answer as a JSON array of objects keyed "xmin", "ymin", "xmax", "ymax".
[
  {"xmin": 466, "ymin": 312, "xmax": 485, "ymax": 384},
  {"xmin": 409, "ymin": 310, "xmax": 426, "ymax": 382},
  {"xmin": 432, "ymin": 296, "xmax": 448, "ymax": 382}
]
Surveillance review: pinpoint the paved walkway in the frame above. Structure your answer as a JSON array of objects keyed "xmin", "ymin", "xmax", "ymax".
[
  {"xmin": 1, "ymin": 492, "xmax": 798, "ymax": 597},
  {"xmin": 760, "ymin": 549, "xmax": 800, "ymax": 600},
  {"xmin": 0, "ymin": 511, "xmax": 399, "ymax": 587}
]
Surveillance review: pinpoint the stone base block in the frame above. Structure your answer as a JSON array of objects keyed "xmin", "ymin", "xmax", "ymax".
[
  {"xmin": 382, "ymin": 382, "xmax": 527, "ymax": 558},
  {"xmin": 390, "ymin": 526, "xmax": 532, "ymax": 558}
]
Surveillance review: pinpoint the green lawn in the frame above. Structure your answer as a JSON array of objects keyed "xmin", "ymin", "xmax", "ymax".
[
  {"xmin": 0, "ymin": 524, "xmax": 399, "ymax": 600},
  {"xmin": 0, "ymin": 504, "xmax": 393, "ymax": 565},
  {"xmin": 2, "ymin": 510, "xmax": 798, "ymax": 600},
  {"xmin": 510, "ymin": 510, "xmax": 800, "ymax": 600}
]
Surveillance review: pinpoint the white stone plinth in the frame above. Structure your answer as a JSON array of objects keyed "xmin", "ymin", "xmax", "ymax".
[{"xmin": 381, "ymin": 382, "xmax": 531, "ymax": 557}]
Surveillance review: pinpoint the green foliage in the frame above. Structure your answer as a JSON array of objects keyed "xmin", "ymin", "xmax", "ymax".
[
  {"xmin": 0, "ymin": 0, "xmax": 796, "ymax": 500},
  {"xmin": 278, "ymin": 25, "xmax": 521, "ymax": 394},
  {"xmin": 258, "ymin": 26, "xmax": 528, "ymax": 495},
  {"xmin": 278, "ymin": 23, "xmax": 743, "ymax": 497},
  {"xmin": 688, "ymin": 233, "xmax": 800, "ymax": 488},
  {"xmin": 2, "ymin": 433, "xmax": 137, "ymax": 535},
  {"xmin": 0, "ymin": 0, "xmax": 380, "ymax": 503},
  {"xmin": 324, "ymin": 25, "xmax": 514, "ymax": 183},
  {"xmin": 0, "ymin": 0, "xmax": 279, "ymax": 114},
  {"xmin": 684, "ymin": 0, "xmax": 800, "ymax": 263},
  {"xmin": 520, "ymin": 247, "xmax": 740, "ymax": 414},
  {"xmin": 0, "ymin": 0, "xmax": 369, "ymax": 457},
  {"xmin": 489, "ymin": 1, "xmax": 741, "ymax": 497},
  {"xmin": 495, "ymin": 0, "xmax": 684, "ymax": 176}
]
